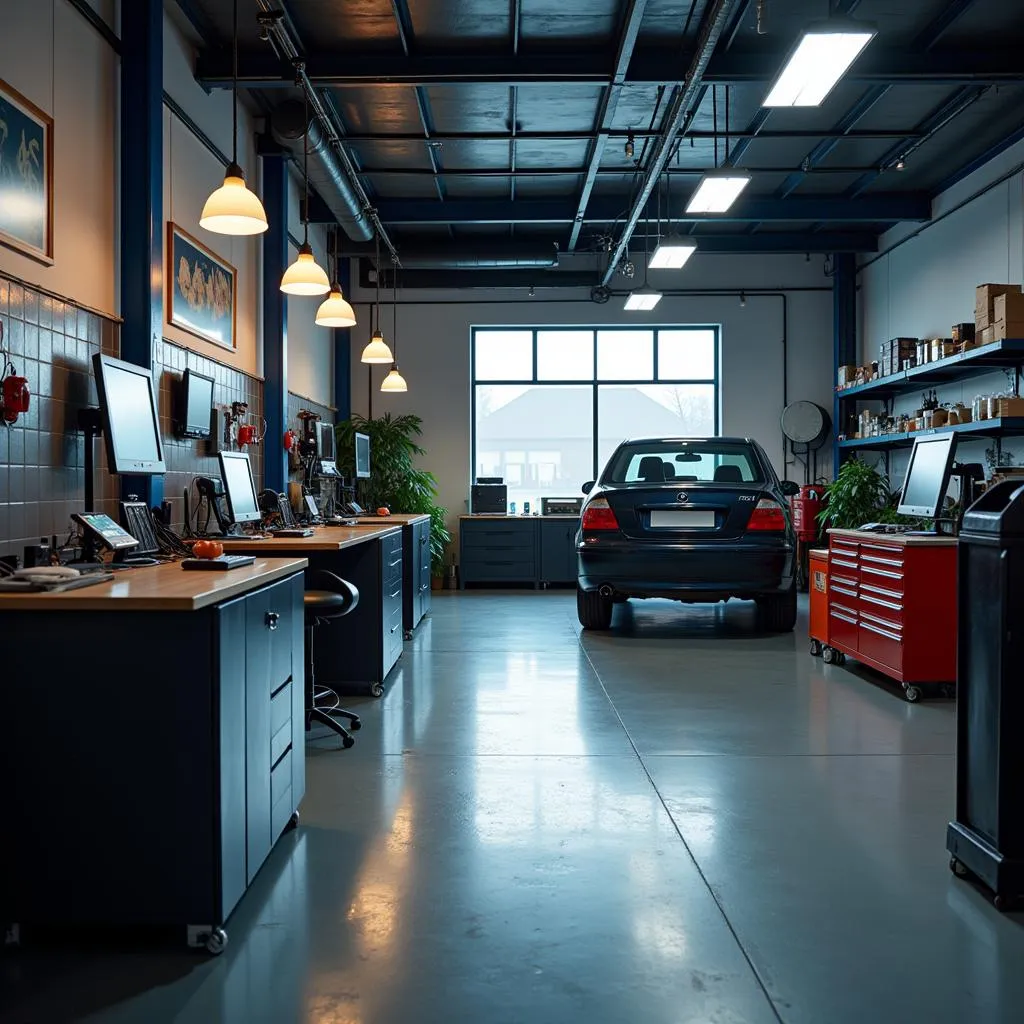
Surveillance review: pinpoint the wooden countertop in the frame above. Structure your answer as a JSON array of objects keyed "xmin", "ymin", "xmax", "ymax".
[
  {"xmin": 828, "ymin": 528, "xmax": 958, "ymax": 547},
  {"xmin": 355, "ymin": 514, "xmax": 430, "ymax": 526},
  {"xmin": 0, "ymin": 557, "xmax": 309, "ymax": 612},
  {"xmin": 220, "ymin": 523, "xmax": 402, "ymax": 553}
]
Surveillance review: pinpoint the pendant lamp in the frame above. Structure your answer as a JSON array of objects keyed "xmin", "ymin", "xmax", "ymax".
[
  {"xmin": 380, "ymin": 271, "xmax": 407, "ymax": 392},
  {"xmin": 200, "ymin": 0, "xmax": 268, "ymax": 235},
  {"xmin": 281, "ymin": 89, "xmax": 330, "ymax": 294},
  {"xmin": 361, "ymin": 236, "xmax": 393, "ymax": 364},
  {"xmin": 315, "ymin": 231, "xmax": 357, "ymax": 327}
]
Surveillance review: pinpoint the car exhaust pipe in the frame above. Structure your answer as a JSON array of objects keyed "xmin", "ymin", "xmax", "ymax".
[{"xmin": 599, "ymin": 584, "xmax": 615, "ymax": 599}]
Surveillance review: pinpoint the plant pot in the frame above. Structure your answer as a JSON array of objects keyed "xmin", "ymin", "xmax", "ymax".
[{"xmin": 431, "ymin": 575, "xmax": 444, "ymax": 591}]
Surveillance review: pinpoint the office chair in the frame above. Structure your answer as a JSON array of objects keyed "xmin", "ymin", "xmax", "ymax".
[{"xmin": 304, "ymin": 570, "xmax": 362, "ymax": 749}]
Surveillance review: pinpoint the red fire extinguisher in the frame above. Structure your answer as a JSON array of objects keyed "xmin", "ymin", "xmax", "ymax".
[
  {"xmin": 1, "ymin": 319, "xmax": 30, "ymax": 425},
  {"xmin": 790, "ymin": 485, "xmax": 823, "ymax": 543}
]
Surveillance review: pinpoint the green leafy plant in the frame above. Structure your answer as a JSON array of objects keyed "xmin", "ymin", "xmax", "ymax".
[
  {"xmin": 818, "ymin": 458, "xmax": 892, "ymax": 530},
  {"xmin": 337, "ymin": 413, "xmax": 452, "ymax": 575}
]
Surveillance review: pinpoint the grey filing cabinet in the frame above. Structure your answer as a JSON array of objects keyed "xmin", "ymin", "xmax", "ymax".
[
  {"xmin": 540, "ymin": 517, "xmax": 580, "ymax": 584},
  {"xmin": 403, "ymin": 515, "xmax": 432, "ymax": 632}
]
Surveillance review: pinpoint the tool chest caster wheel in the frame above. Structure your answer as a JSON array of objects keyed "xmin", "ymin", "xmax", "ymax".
[
  {"xmin": 204, "ymin": 928, "xmax": 228, "ymax": 955},
  {"xmin": 809, "ymin": 639, "xmax": 822, "ymax": 657},
  {"xmin": 904, "ymin": 684, "xmax": 922, "ymax": 703}
]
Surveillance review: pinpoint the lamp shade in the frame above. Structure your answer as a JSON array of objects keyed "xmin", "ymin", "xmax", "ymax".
[
  {"xmin": 361, "ymin": 329, "xmax": 394, "ymax": 364},
  {"xmin": 315, "ymin": 286, "xmax": 357, "ymax": 328},
  {"xmin": 380, "ymin": 365, "xmax": 408, "ymax": 393},
  {"xmin": 280, "ymin": 242, "xmax": 331, "ymax": 295},
  {"xmin": 200, "ymin": 163, "xmax": 268, "ymax": 236}
]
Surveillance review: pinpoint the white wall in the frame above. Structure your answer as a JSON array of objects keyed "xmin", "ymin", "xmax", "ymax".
[
  {"xmin": 285, "ymin": 173, "xmax": 334, "ymax": 407},
  {"xmin": 858, "ymin": 135, "xmax": 1024, "ymax": 481},
  {"xmin": 0, "ymin": 0, "xmax": 117, "ymax": 315},
  {"xmin": 163, "ymin": 9, "xmax": 263, "ymax": 377},
  {"xmin": 348, "ymin": 255, "xmax": 835, "ymax": 538}
]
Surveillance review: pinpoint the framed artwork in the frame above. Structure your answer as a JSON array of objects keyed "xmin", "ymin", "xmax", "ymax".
[
  {"xmin": 0, "ymin": 77, "xmax": 54, "ymax": 264},
  {"xmin": 167, "ymin": 223, "xmax": 237, "ymax": 350}
]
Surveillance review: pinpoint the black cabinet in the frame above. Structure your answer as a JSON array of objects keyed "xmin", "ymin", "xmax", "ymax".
[
  {"xmin": 0, "ymin": 572, "xmax": 305, "ymax": 944},
  {"xmin": 540, "ymin": 518, "xmax": 579, "ymax": 584},
  {"xmin": 403, "ymin": 515, "xmax": 432, "ymax": 632}
]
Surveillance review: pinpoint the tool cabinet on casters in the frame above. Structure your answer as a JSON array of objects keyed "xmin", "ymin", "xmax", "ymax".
[{"xmin": 0, "ymin": 559, "xmax": 308, "ymax": 954}]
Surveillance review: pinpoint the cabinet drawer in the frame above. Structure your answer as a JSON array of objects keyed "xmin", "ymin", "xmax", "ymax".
[
  {"xmin": 859, "ymin": 563, "xmax": 905, "ymax": 592},
  {"xmin": 270, "ymin": 681, "xmax": 292, "ymax": 765},
  {"xmin": 248, "ymin": 580, "xmax": 295, "ymax": 695},
  {"xmin": 858, "ymin": 588, "xmax": 904, "ymax": 625},
  {"xmin": 270, "ymin": 749, "xmax": 293, "ymax": 838},
  {"xmin": 858, "ymin": 620, "xmax": 903, "ymax": 673},
  {"xmin": 829, "ymin": 604, "xmax": 859, "ymax": 652},
  {"xmin": 463, "ymin": 559, "xmax": 535, "ymax": 580}
]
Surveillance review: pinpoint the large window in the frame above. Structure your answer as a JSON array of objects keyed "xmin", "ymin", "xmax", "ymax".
[{"xmin": 473, "ymin": 326, "xmax": 719, "ymax": 510}]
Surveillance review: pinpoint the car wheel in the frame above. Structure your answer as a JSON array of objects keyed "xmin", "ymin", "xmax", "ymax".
[
  {"xmin": 577, "ymin": 586, "xmax": 613, "ymax": 630},
  {"xmin": 757, "ymin": 587, "xmax": 797, "ymax": 633}
]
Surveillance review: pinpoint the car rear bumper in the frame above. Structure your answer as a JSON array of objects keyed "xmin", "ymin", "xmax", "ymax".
[{"xmin": 578, "ymin": 538, "xmax": 795, "ymax": 599}]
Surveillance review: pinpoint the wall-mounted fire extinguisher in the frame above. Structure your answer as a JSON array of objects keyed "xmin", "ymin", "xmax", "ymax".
[
  {"xmin": 283, "ymin": 429, "xmax": 298, "ymax": 451},
  {"xmin": 0, "ymin": 322, "xmax": 30, "ymax": 425}
]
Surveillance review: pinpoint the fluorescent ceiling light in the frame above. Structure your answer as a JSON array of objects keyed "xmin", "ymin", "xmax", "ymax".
[
  {"xmin": 764, "ymin": 24, "xmax": 876, "ymax": 108},
  {"xmin": 649, "ymin": 239, "xmax": 697, "ymax": 269},
  {"xmin": 686, "ymin": 174, "xmax": 751, "ymax": 215},
  {"xmin": 624, "ymin": 291, "xmax": 662, "ymax": 311}
]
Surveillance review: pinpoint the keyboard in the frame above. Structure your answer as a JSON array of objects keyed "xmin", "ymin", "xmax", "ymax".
[
  {"xmin": 273, "ymin": 528, "xmax": 315, "ymax": 538},
  {"xmin": 181, "ymin": 555, "xmax": 257, "ymax": 571}
]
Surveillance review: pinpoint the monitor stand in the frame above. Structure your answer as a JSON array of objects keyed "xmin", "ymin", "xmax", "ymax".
[{"xmin": 78, "ymin": 407, "xmax": 103, "ymax": 516}]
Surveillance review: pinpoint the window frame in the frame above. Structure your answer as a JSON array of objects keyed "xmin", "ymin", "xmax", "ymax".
[{"xmin": 471, "ymin": 325, "xmax": 721, "ymax": 487}]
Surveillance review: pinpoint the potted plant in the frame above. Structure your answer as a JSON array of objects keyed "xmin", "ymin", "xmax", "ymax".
[
  {"xmin": 337, "ymin": 413, "xmax": 452, "ymax": 582},
  {"xmin": 818, "ymin": 458, "xmax": 892, "ymax": 531}
]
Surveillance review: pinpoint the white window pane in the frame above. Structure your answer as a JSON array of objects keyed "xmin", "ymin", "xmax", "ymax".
[
  {"xmin": 597, "ymin": 384, "xmax": 716, "ymax": 471},
  {"xmin": 598, "ymin": 330, "xmax": 653, "ymax": 380},
  {"xmin": 537, "ymin": 330, "xmax": 594, "ymax": 380},
  {"xmin": 475, "ymin": 385, "xmax": 593, "ymax": 510},
  {"xmin": 658, "ymin": 329, "xmax": 716, "ymax": 380},
  {"xmin": 475, "ymin": 330, "xmax": 533, "ymax": 381}
]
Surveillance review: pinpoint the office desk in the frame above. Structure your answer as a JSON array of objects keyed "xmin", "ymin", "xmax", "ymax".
[
  {"xmin": 0, "ymin": 558, "xmax": 308, "ymax": 951},
  {"xmin": 222, "ymin": 525, "xmax": 404, "ymax": 696},
  {"xmin": 355, "ymin": 514, "xmax": 432, "ymax": 633}
]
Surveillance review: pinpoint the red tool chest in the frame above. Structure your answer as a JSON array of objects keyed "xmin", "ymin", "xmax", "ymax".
[
  {"xmin": 823, "ymin": 530, "xmax": 958, "ymax": 702},
  {"xmin": 808, "ymin": 548, "xmax": 830, "ymax": 656}
]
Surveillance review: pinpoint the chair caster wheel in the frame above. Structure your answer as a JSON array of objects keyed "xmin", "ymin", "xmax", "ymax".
[
  {"xmin": 370, "ymin": 684, "xmax": 383, "ymax": 698},
  {"xmin": 286, "ymin": 810, "xmax": 300, "ymax": 831},
  {"xmin": 342, "ymin": 734, "xmax": 355, "ymax": 749},
  {"xmin": 404, "ymin": 630, "xmax": 413, "ymax": 641},
  {"xmin": 204, "ymin": 928, "xmax": 228, "ymax": 955},
  {"xmin": 350, "ymin": 718, "xmax": 362, "ymax": 730}
]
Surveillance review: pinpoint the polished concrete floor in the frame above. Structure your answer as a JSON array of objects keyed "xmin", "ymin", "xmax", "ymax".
[{"xmin": 4, "ymin": 592, "xmax": 1024, "ymax": 1023}]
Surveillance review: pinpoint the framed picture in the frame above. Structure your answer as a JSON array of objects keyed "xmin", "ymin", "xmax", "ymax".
[
  {"xmin": 167, "ymin": 223, "xmax": 237, "ymax": 350},
  {"xmin": 0, "ymin": 78, "xmax": 54, "ymax": 264}
]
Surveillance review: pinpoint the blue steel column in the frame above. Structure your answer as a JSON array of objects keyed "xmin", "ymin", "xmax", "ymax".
[
  {"xmin": 263, "ymin": 153, "xmax": 289, "ymax": 492},
  {"xmin": 334, "ymin": 257, "xmax": 352, "ymax": 422},
  {"xmin": 120, "ymin": 0, "xmax": 163, "ymax": 506},
  {"xmin": 833, "ymin": 253, "xmax": 857, "ymax": 476}
]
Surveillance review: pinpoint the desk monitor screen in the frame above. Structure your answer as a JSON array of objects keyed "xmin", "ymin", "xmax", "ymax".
[
  {"xmin": 219, "ymin": 451, "xmax": 262, "ymax": 524},
  {"xmin": 898, "ymin": 434, "xmax": 958, "ymax": 518},
  {"xmin": 93, "ymin": 354, "xmax": 166, "ymax": 475},
  {"xmin": 318, "ymin": 421, "xmax": 336, "ymax": 461},
  {"xmin": 181, "ymin": 368, "xmax": 214, "ymax": 438},
  {"xmin": 355, "ymin": 432, "xmax": 371, "ymax": 479}
]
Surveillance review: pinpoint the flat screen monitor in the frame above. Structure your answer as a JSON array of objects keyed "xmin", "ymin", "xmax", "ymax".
[
  {"xmin": 355, "ymin": 432, "xmax": 371, "ymax": 479},
  {"xmin": 219, "ymin": 451, "xmax": 262, "ymax": 524},
  {"xmin": 181, "ymin": 368, "xmax": 214, "ymax": 438},
  {"xmin": 318, "ymin": 421, "xmax": 336, "ymax": 462},
  {"xmin": 92, "ymin": 354, "xmax": 166, "ymax": 475},
  {"xmin": 898, "ymin": 434, "xmax": 958, "ymax": 518}
]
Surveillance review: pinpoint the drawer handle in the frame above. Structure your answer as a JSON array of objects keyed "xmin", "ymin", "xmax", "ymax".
[
  {"xmin": 390, "ymin": 624, "xmax": 399, "ymax": 634},
  {"xmin": 832, "ymin": 584, "xmax": 858, "ymax": 599},
  {"xmin": 265, "ymin": 611, "xmax": 280, "ymax": 631},
  {"xmin": 831, "ymin": 609, "xmax": 857, "ymax": 626},
  {"xmin": 861, "ymin": 593, "xmax": 903, "ymax": 612},
  {"xmin": 861, "ymin": 620, "xmax": 902, "ymax": 644}
]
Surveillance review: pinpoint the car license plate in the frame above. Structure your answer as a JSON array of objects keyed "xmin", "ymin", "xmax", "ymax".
[{"xmin": 650, "ymin": 510, "xmax": 715, "ymax": 528}]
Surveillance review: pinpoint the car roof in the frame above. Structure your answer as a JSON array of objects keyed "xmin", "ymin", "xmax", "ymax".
[{"xmin": 620, "ymin": 437, "xmax": 755, "ymax": 446}]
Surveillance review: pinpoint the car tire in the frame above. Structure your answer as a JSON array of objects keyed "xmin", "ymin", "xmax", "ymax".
[
  {"xmin": 577, "ymin": 586, "xmax": 613, "ymax": 630},
  {"xmin": 757, "ymin": 586, "xmax": 797, "ymax": 633}
]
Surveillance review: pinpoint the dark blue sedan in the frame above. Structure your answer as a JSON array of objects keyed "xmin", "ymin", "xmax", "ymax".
[{"xmin": 576, "ymin": 437, "xmax": 799, "ymax": 631}]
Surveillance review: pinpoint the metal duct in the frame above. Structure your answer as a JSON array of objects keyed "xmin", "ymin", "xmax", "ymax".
[
  {"xmin": 341, "ymin": 244, "xmax": 558, "ymax": 269},
  {"xmin": 271, "ymin": 100, "xmax": 372, "ymax": 243}
]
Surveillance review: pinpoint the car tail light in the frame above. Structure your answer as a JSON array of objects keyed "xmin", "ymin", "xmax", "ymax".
[
  {"xmin": 581, "ymin": 497, "xmax": 619, "ymax": 531},
  {"xmin": 747, "ymin": 498, "xmax": 787, "ymax": 532}
]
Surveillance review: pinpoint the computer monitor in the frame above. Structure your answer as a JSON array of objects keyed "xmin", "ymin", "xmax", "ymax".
[
  {"xmin": 355, "ymin": 432, "xmax": 371, "ymax": 479},
  {"xmin": 219, "ymin": 451, "xmax": 262, "ymax": 524},
  {"xmin": 180, "ymin": 368, "xmax": 214, "ymax": 439},
  {"xmin": 898, "ymin": 434, "xmax": 958, "ymax": 518},
  {"xmin": 318, "ymin": 421, "xmax": 338, "ymax": 477},
  {"xmin": 92, "ymin": 354, "xmax": 166, "ymax": 475}
]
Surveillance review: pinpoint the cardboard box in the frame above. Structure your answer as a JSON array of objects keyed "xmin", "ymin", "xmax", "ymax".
[
  {"xmin": 951, "ymin": 322, "xmax": 975, "ymax": 343},
  {"xmin": 995, "ymin": 397, "xmax": 1024, "ymax": 418},
  {"xmin": 977, "ymin": 284, "xmax": 1020, "ymax": 327},
  {"xmin": 837, "ymin": 365, "xmax": 857, "ymax": 387},
  {"xmin": 992, "ymin": 319, "xmax": 1024, "ymax": 342},
  {"xmin": 980, "ymin": 325, "xmax": 996, "ymax": 346},
  {"xmin": 994, "ymin": 291, "xmax": 1024, "ymax": 325}
]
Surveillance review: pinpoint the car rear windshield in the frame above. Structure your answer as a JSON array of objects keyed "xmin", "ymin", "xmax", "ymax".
[{"xmin": 602, "ymin": 441, "xmax": 765, "ymax": 485}]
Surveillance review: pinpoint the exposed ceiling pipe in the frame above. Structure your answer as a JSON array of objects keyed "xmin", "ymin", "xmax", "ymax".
[
  {"xmin": 254, "ymin": 0, "xmax": 400, "ymax": 263},
  {"xmin": 270, "ymin": 100, "xmax": 371, "ymax": 242},
  {"xmin": 340, "ymin": 243, "xmax": 559, "ymax": 269},
  {"xmin": 599, "ymin": 0, "xmax": 741, "ymax": 287}
]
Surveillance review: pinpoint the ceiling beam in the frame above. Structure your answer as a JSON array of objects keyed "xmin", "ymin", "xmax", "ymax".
[
  {"xmin": 194, "ymin": 48, "xmax": 1024, "ymax": 89},
  {"xmin": 568, "ymin": 0, "xmax": 649, "ymax": 252},
  {"xmin": 356, "ymin": 163, "xmax": 897, "ymax": 178},
  {"xmin": 338, "ymin": 129, "xmax": 925, "ymax": 143},
  {"xmin": 371, "ymin": 194, "xmax": 931, "ymax": 225}
]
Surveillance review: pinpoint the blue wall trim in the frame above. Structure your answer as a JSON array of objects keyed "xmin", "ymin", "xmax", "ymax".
[
  {"xmin": 833, "ymin": 253, "xmax": 857, "ymax": 476},
  {"xmin": 263, "ymin": 154, "xmax": 290, "ymax": 492}
]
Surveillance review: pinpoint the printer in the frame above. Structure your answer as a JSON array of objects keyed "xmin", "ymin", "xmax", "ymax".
[{"xmin": 471, "ymin": 478, "xmax": 507, "ymax": 514}]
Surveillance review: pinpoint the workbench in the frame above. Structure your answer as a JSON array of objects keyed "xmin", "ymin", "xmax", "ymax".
[
  {"xmin": 820, "ymin": 529, "xmax": 958, "ymax": 702},
  {"xmin": 0, "ymin": 557, "xmax": 308, "ymax": 952},
  {"xmin": 222, "ymin": 525, "xmax": 405, "ymax": 695},
  {"xmin": 458, "ymin": 514, "xmax": 580, "ymax": 588},
  {"xmin": 355, "ymin": 514, "xmax": 432, "ymax": 633}
]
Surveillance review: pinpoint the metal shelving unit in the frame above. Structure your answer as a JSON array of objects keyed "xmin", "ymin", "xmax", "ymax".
[{"xmin": 838, "ymin": 417, "xmax": 1024, "ymax": 452}]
